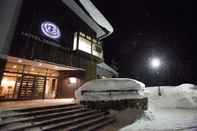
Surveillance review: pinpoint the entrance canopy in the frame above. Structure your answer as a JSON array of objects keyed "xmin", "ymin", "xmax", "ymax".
[{"xmin": 7, "ymin": 56, "xmax": 85, "ymax": 71}]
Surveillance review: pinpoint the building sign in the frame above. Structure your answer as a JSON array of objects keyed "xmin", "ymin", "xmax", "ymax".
[{"xmin": 41, "ymin": 21, "xmax": 61, "ymax": 39}]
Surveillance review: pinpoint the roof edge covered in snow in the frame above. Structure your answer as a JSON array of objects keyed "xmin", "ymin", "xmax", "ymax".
[
  {"xmin": 62, "ymin": 0, "xmax": 113, "ymax": 40},
  {"xmin": 97, "ymin": 62, "xmax": 119, "ymax": 77}
]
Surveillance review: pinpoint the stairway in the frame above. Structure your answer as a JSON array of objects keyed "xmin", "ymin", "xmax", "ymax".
[{"xmin": 0, "ymin": 103, "xmax": 115, "ymax": 131}]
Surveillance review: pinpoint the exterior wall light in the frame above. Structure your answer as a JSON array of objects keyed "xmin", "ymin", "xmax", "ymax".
[{"xmin": 69, "ymin": 77, "xmax": 77, "ymax": 84}]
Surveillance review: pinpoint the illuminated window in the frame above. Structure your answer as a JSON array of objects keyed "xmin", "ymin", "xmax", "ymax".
[
  {"xmin": 73, "ymin": 32, "xmax": 103, "ymax": 59},
  {"xmin": 93, "ymin": 39, "xmax": 97, "ymax": 44},
  {"xmin": 92, "ymin": 44, "xmax": 103, "ymax": 58},
  {"xmin": 86, "ymin": 36, "xmax": 91, "ymax": 41},
  {"xmin": 80, "ymin": 32, "xmax": 85, "ymax": 37},
  {"xmin": 78, "ymin": 37, "xmax": 92, "ymax": 54}
]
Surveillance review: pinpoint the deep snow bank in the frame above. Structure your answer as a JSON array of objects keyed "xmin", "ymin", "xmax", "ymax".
[
  {"xmin": 146, "ymin": 84, "xmax": 197, "ymax": 109},
  {"xmin": 120, "ymin": 83, "xmax": 197, "ymax": 131},
  {"xmin": 121, "ymin": 109, "xmax": 197, "ymax": 131},
  {"xmin": 75, "ymin": 78, "xmax": 145, "ymax": 101}
]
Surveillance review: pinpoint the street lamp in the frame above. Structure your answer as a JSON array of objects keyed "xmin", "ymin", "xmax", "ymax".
[
  {"xmin": 150, "ymin": 57, "xmax": 161, "ymax": 69},
  {"xmin": 150, "ymin": 57, "xmax": 162, "ymax": 96}
]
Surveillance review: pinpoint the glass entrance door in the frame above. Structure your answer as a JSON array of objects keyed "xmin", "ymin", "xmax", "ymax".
[
  {"xmin": 45, "ymin": 78, "xmax": 58, "ymax": 99},
  {"xmin": 34, "ymin": 76, "xmax": 46, "ymax": 99},
  {"xmin": 18, "ymin": 75, "xmax": 34, "ymax": 99},
  {"xmin": 18, "ymin": 75, "xmax": 46, "ymax": 100}
]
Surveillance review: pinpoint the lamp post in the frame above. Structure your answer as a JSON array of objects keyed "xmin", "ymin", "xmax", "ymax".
[{"xmin": 150, "ymin": 57, "xmax": 162, "ymax": 96}]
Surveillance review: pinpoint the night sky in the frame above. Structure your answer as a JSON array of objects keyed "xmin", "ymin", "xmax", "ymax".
[{"xmin": 93, "ymin": 0, "xmax": 194, "ymax": 86}]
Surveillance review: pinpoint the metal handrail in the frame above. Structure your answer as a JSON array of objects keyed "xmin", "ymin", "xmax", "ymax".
[{"xmin": 81, "ymin": 89, "xmax": 138, "ymax": 95}]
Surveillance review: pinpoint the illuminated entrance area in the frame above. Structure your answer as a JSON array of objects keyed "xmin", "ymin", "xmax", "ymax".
[
  {"xmin": 0, "ymin": 57, "xmax": 84, "ymax": 101},
  {"xmin": 0, "ymin": 62, "xmax": 59, "ymax": 100}
]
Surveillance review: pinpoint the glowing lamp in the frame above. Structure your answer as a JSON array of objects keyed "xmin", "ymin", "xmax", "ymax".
[{"xmin": 69, "ymin": 77, "xmax": 77, "ymax": 84}]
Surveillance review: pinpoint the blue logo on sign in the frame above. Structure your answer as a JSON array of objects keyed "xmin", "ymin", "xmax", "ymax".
[{"xmin": 41, "ymin": 21, "xmax": 61, "ymax": 39}]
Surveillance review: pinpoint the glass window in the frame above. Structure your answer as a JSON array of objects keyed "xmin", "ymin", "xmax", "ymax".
[
  {"xmin": 92, "ymin": 44, "xmax": 103, "ymax": 58},
  {"xmin": 80, "ymin": 32, "xmax": 85, "ymax": 37},
  {"xmin": 86, "ymin": 35, "xmax": 91, "ymax": 41},
  {"xmin": 47, "ymin": 69, "xmax": 59, "ymax": 77},
  {"xmin": 24, "ymin": 65, "xmax": 47, "ymax": 76},
  {"xmin": 45, "ymin": 78, "xmax": 58, "ymax": 99},
  {"xmin": 0, "ymin": 73, "xmax": 22, "ymax": 100},
  {"xmin": 73, "ymin": 32, "xmax": 103, "ymax": 59},
  {"xmin": 5, "ymin": 62, "xmax": 23, "ymax": 73},
  {"xmin": 93, "ymin": 39, "xmax": 97, "ymax": 44},
  {"xmin": 78, "ymin": 37, "xmax": 92, "ymax": 54}
]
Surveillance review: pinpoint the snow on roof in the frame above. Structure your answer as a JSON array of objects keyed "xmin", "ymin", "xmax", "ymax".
[
  {"xmin": 97, "ymin": 62, "xmax": 118, "ymax": 76},
  {"xmin": 79, "ymin": 0, "xmax": 114, "ymax": 39},
  {"xmin": 79, "ymin": 78, "xmax": 145, "ymax": 91},
  {"xmin": 62, "ymin": 0, "xmax": 113, "ymax": 39}
]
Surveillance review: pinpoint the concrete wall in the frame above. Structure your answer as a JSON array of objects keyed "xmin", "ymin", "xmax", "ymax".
[
  {"xmin": 0, "ymin": 0, "xmax": 22, "ymax": 59},
  {"xmin": 56, "ymin": 71, "xmax": 85, "ymax": 98}
]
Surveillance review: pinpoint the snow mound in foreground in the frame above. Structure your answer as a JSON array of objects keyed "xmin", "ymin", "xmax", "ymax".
[
  {"xmin": 121, "ymin": 109, "xmax": 197, "ymax": 131},
  {"xmin": 120, "ymin": 84, "xmax": 197, "ymax": 131},
  {"xmin": 177, "ymin": 83, "xmax": 196, "ymax": 89},
  {"xmin": 75, "ymin": 78, "xmax": 145, "ymax": 101},
  {"xmin": 146, "ymin": 84, "xmax": 197, "ymax": 109},
  {"xmin": 176, "ymin": 84, "xmax": 197, "ymax": 108}
]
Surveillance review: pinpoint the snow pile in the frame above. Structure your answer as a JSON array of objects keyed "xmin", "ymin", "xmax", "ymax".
[
  {"xmin": 75, "ymin": 78, "xmax": 145, "ymax": 101},
  {"xmin": 121, "ymin": 109, "xmax": 197, "ymax": 131},
  {"xmin": 176, "ymin": 84, "xmax": 197, "ymax": 108},
  {"xmin": 120, "ymin": 83, "xmax": 197, "ymax": 131},
  {"xmin": 146, "ymin": 84, "xmax": 197, "ymax": 109},
  {"xmin": 177, "ymin": 83, "xmax": 196, "ymax": 89}
]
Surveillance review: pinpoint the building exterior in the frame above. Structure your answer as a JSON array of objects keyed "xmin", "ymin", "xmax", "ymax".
[{"xmin": 0, "ymin": 0, "xmax": 113, "ymax": 100}]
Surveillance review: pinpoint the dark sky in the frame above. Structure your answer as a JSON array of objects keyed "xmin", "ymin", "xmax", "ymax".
[{"xmin": 93, "ymin": 0, "xmax": 194, "ymax": 86}]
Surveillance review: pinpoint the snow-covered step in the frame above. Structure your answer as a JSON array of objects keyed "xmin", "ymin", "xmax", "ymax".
[
  {"xmin": 0, "ymin": 104, "xmax": 114, "ymax": 131},
  {"xmin": 2, "ymin": 110, "xmax": 96, "ymax": 131},
  {"xmin": 0, "ymin": 108, "xmax": 91, "ymax": 131},
  {"xmin": 41, "ymin": 112, "xmax": 107, "ymax": 131},
  {"xmin": 77, "ymin": 115, "xmax": 115, "ymax": 131},
  {"xmin": 0, "ymin": 103, "xmax": 77, "ymax": 118},
  {"xmin": 0, "ymin": 105, "xmax": 81, "ymax": 126}
]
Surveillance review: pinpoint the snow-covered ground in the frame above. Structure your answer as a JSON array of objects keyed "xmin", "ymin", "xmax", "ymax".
[{"xmin": 120, "ymin": 84, "xmax": 197, "ymax": 131}]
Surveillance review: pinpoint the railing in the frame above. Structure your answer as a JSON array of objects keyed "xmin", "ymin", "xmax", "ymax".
[{"xmin": 81, "ymin": 89, "xmax": 139, "ymax": 97}]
